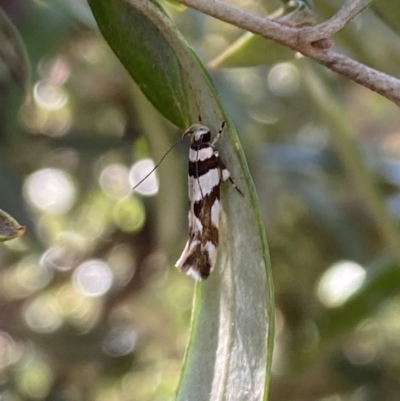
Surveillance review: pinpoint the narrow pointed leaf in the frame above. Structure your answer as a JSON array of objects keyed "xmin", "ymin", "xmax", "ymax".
[
  {"xmin": 209, "ymin": 32, "xmax": 294, "ymax": 69},
  {"xmin": 0, "ymin": 209, "xmax": 25, "ymax": 241},
  {"xmin": 87, "ymin": 1, "xmax": 274, "ymax": 400},
  {"xmin": 88, "ymin": 0, "xmax": 188, "ymax": 128}
]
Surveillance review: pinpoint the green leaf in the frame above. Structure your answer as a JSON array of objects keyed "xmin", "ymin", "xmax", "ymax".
[
  {"xmin": 209, "ymin": 32, "xmax": 294, "ymax": 69},
  {"xmin": 88, "ymin": 0, "xmax": 189, "ymax": 128},
  {"xmin": 0, "ymin": 6, "xmax": 32, "ymax": 98},
  {"xmin": 88, "ymin": 1, "xmax": 274, "ymax": 400},
  {"xmin": 0, "ymin": 208, "xmax": 25, "ymax": 241},
  {"xmin": 0, "ymin": 154, "xmax": 38, "ymax": 244}
]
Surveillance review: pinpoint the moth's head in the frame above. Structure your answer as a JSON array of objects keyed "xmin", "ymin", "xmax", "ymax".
[{"xmin": 184, "ymin": 124, "xmax": 211, "ymax": 144}]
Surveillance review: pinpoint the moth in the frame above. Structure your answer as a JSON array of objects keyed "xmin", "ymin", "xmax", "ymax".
[
  {"xmin": 175, "ymin": 122, "xmax": 243, "ymax": 280},
  {"xmin": 132, "ymin": 121, "xmax": 242, "ymax": 280}
]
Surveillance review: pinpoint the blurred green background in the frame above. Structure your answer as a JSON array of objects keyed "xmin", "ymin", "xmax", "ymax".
[{"xmin": 1, "ymin": 0, "xmax": 400, "ymax": 400}]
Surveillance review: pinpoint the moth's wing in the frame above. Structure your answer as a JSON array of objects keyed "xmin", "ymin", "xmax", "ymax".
[
  {"xmin": 190, "ymin": 162, "xmax": 221, "ymax": 276},
  {"xmin": 176, "ymin": 147, "xmax": 221, "ymax": 280},
  {"xmin": 175, "ymin": 170, "xmax": 203, "ymax": 279}
]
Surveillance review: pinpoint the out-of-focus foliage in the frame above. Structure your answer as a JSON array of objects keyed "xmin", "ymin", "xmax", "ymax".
[
  {"xmin": 1, "ymin": 0, "xmax": 400, "ymax": 401},
  {"xmin": 372, "ymin": 0, "xmax": 400, "ymax": 34},
  {"xmin": 0, "ymin": 6, "xmax": 31, "ymax": 95}
]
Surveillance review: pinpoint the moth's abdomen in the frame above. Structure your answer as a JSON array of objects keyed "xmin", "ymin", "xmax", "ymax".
[{"xmin": 176, "ymin": 240, "xmax": 217, "ymax": 280}]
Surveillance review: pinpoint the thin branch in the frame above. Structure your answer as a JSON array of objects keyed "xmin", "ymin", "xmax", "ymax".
[
  {"xmin": 176, "ymin": 0, "xmax": 297, "ymax": 47},
  {"xmin": 175, "ymin": 0, "xmax": 400, "ymax": 107},
  {"xmin": 300, "ymin": 0, "xmax": 376, "ymax": 42}
]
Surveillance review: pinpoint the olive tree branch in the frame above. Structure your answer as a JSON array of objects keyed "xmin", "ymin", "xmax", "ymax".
[
  {"xmin": 300, "ymin": 0, "xmax": 376, "ymax": 42},
  {"xmin": 175, "ymin": 0, "xmax": 400, "ymax": 107}
]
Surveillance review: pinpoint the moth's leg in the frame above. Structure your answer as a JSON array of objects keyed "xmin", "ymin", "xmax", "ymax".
[
  {"xmin": 216, "ymin": 152, "xmax": 244, "ymax": 196},
  {"xmin": 211, "ymin": 121, "xmax": 225, "ymax": 146}
]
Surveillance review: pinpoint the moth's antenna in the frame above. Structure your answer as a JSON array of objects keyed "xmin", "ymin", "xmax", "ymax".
[{"xmin": 132, "ymin": 136, "xmax": 184, "ymax": 190}]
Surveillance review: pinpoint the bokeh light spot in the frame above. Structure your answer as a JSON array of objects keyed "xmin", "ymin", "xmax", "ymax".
[
  {"xmin": 16, "ymin": 256, "xmax": 53, "ymax": 293},
  {"xmin": 33, "ymin": 80, "xmax": 68, "ymax": 110},
  {"xmin": 268, "ymin": 63, "xmax": 300, "ymax": 96},
  {"xmin": 99, "ymin": 163, "xmax": 130, "ymax": 199},
  {"xmin": 38, "ymin": 56, "xmax": 71, "ymax": 85},
  {"xmin": 95, "ymin": 106, "xmax": 127, "ymax": 137},
  {"xmin": 24, "ymin": 168, "xmax": 76, "ymax": 213},
  {"xmin": 317, "ymin": 261, "xmax": 366, "ymax": 308},
  {"xmin": 73, "ymin": 259, "xmax": 113, "ymax": 297},
  {"xmin": 102, "ymin": 326, "xmax": 138, "ymax": 357},
  {"xmin": 57, "ymin": 284, "xmax": 103, "ymax": 331},
  {"xmin": 112, "ymin": 197, "xmax": 145, "ymax": 233},
  {"xmin": 130, "ymin": 159, "xmax": 159, "ymax": 196},
  {"xmin": 107, "ymin": 245, "xmax": 136, "ymax": 287},
  {"xmin": 41, "ymin": 241, "xmax": 83, "ymax": 272},
  {"xmin": 0, "ymin": 332, "xmax": 20, "ymax": 368},
  {"xmin": 24, "ymin": 295, "xmax": 62, "ymax": 333},
  {"xmin": 17, "ymin": 358, "xmax": 55, "ymax": 399}
]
